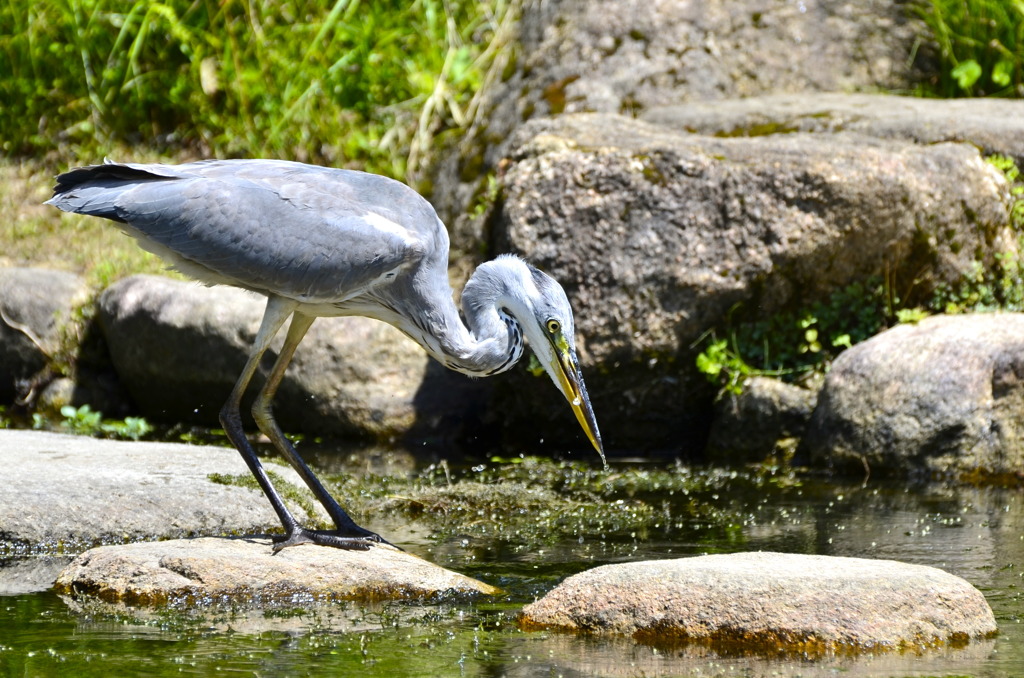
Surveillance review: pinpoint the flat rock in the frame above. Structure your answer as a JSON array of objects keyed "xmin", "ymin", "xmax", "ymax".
[
  {"xmin": 0, "ymin": 429, "xmax": 325, "ymax": 554},
  {"xmin": 520, "ymin": 552, "xmax": 996, "ymax": 652},
  {"xmin": 643, "ymin": 93, "xmax": 1024, "ymax": 165},
  {"xmin": 54, "ymin": 537, "xmax": 499, "ymax": 606},
  {"xmin": 804, "ymin": 313, "xmax": 1024, "ymax": 475},
  {"xmin": 0, "ymin": 556, "xmax": 73, "ymax": 595}
]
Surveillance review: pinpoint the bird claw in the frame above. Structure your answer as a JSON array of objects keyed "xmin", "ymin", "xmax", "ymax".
[{"xmin": 270, "ymin": 526, "xmax": 389, "ymax": 553}]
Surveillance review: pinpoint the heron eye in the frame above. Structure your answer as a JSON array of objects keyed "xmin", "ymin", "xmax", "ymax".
[{"xmin": 546, "ymin": 319, "xmax": 561, "ymax": 334}]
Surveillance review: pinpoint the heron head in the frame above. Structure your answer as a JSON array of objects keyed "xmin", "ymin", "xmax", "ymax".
[{"xmin": 506, "ymin": 260, "xmax": 605, "ymax": 466}]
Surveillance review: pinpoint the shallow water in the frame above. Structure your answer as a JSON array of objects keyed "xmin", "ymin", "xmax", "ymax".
[{"xmin": 1, "ymin": 457, "xmax": 1022, "ymax": 677}]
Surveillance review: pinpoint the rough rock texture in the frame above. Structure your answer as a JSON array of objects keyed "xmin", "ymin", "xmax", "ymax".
[
  {"xmin": 520, "ymin": 552, "xmax": 996, "ymax": 651},
  {"xmin": 0, "ymin": 267, "xmax": 89, "ymax": 403},
  {"xmin": 433, "ymin": 0, "xmax": 924, "ymax": 234},
  {"xmin": 643, "ymin": 94, "xmax": 1024, "ymax": 166},
  {"xmin": 488, "ymin": 114, "xmax": 1011, "ymax": 447},
  {"xmin": 707, "ymin": 377, "xmax": 818, "ymax": 462},
  {"xmin": 804, "ymin": 313, "xmax": 1024, "ymax": 475},
  {"xmin": 97, "ymin": 275, "xmax": 489, "ymax": 441},
  {"xmin": 0, "ymin": 429, "xmax": 326, "ymax": 553},
  {"xmin": 54, "ymin": 537, "xmax": 499, "ymax": 606}
]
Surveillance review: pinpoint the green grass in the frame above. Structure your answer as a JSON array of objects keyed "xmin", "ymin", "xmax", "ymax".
[
  {"xmin": 1, "ymin": 1, "xmax": 516, "ymax": 282},
  {"xmin": 0, "ymin": 0, "xmax": 515, "ymax": 182},
  {"xmin": 0, "ymin": 159, "xmax": 179, "ymax": 284},
  {"xmin": 915, "ymin": 0, "xmax": 1024, "ymax": 97}
]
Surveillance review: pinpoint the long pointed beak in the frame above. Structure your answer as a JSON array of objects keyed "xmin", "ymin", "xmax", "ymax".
[{"xmin": 551, "ymin": 347, "xmax": 606, "ymax": 468}]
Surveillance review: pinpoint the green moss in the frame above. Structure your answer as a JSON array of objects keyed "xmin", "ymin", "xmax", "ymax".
[
  {"xmin": 208, "ymin": 468, "xmax": 326, "ymax": 530},
  {"xmin": 714, "ymin": 123, "xmax": 800, "ymax": 138},
  {"xmin": 321, "ymin": 455, "xmax": 766, "ymax": 549},
  {"xmin": 541, "ymin": 75, "xmax": 580, "ymax": 115}
]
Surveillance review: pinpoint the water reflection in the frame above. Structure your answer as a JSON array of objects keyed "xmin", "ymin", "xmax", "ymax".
[{"xmin": 1, "ymin": 468, "xmax": 1022, "ymax": 677}]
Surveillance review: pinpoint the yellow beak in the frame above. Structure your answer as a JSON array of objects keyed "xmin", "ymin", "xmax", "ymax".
[{"xmin": 550, "ymin": 343, "xmax": 606, "ymax": 468}]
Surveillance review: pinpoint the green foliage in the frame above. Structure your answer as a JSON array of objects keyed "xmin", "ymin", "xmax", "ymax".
[
  {"xmin": 914, "ymin": 0, "xmax": 1024, "ymax": 97},
  {"xmin": 696, "ymin": 279, "xmax": 892, "ymax": 394},
  {"xmin": 0, "ymin": 0, "xmax": 513, "ymax": 179},
  {"xmin": 696, "ymin": 155, "xmax": 1024, "ymax": 394},
  {"xmin": 932, "ymin": 156, "xmax": 1024, "ymax": 313},
  {"xmin": 988, "ymin": 154, "xmax": 1024, "ymax": 230},
  {"xmin": 695, "ymin": 337, "xmax": 761, "ymax": 395},
  {"xmin": 34, "ymin": 404, "xmax": 153, "ymax": 440}
]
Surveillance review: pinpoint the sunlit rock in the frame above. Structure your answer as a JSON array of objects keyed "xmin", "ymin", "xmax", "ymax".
[
  {"xmin": 643, "ymin": 94, "xmax": 1024, "ymax": 166},
  {"xmin": 487, "ymin": 113, "xmax": 1012, "ymax": 448},
  {"xmin": 520, "ymin": 552, "xmax": 996, "ymax": 652},
  {"xmin": 804, "ymin": 313, "xmax": 1024, "ymax": 475},
  {"xmin": 55, "ymin": 537, "xmax": 499, "ymax": 606},
  {"xmin": 0, "ymin": 267, "xmax": 89, "ymax": 403},
  {"xmin": 0, "ymin": 429, "xmax": 324, "ymax": 554}
]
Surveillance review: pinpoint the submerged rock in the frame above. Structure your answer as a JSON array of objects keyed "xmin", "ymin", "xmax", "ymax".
[
  {"xmin": 804, "ymin": 313, "xmax": 1024, "ymax": 475},
  {"xmin": 54, "ymin": 537, "xmax": 499, "ymax": 606},
  {"xmin": 520, "ymin": 552, "xmax": 996, "ymax": 653}
]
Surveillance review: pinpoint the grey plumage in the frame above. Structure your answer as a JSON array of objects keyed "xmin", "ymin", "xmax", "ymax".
[{"xmin": 47, "ymin": 158, "xmax": 603, "ymax": 551}]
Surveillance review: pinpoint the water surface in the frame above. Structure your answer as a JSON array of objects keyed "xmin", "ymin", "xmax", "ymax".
[{"xmin": 1, "ymin": 456, "xmax": 1021, "ymax": 677}]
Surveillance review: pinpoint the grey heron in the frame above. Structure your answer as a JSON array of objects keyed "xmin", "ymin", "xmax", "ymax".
[{"xmin": 46, "ymin": 159, "xmax": 603, "ymax": 551}]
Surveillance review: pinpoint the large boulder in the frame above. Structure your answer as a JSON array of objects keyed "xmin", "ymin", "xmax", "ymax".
[
  {"xmin": 643, "ymin": 93, "xmax": 1024, "ymax": 168},
  {"xmin": 0, "ymin": 267, "xmax": 89, "ymax": 403},
  {"xmin": 433, "ymin": 0, "xmax": 925, "ymax": 235},
  {"xmin": 487, "ymin": 114, "xmax": 1012, "ymax": 448},
  {"xmin": 804, "ymin": 313, "xmax": 1024, "ymax": 475},
  {"xmin": 97, "ymin": 275, "xmax": 489, "ymax": 442}
]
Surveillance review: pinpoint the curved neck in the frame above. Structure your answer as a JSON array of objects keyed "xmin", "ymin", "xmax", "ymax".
[{"xmin": 401, "ymin": 256, "xmax": 531, "ymax": 377}]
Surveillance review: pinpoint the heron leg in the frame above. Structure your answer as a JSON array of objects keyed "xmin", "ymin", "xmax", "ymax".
[
  {"xmin": 219, "ymin": 297, "xmax": 372, "ymax": 552},
  {"xmin": 251, "ymin": 310, "xmax": 389, "ymax": 549}
]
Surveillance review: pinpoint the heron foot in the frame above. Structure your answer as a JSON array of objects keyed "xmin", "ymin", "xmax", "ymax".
[{"xmin": 270, "ymin": 526, "xmax": 389, "ymax": 553}]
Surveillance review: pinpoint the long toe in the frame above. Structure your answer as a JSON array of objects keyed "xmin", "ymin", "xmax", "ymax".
[
  {"xmin": 324, "ymin": 519, "xmax": 402, "ymax": 551},
  {"xmin": 271, "ymin": 527, "xmax": 377, "ymax": 553},
  {"xmin": 322, "ymin": 526, "xmax": 404, "ymax": 551}
]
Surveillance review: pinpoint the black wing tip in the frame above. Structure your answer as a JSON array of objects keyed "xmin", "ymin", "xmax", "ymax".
[{"xmin": 50, "ymin": 161, "xmax": 167, "ymax": 196}]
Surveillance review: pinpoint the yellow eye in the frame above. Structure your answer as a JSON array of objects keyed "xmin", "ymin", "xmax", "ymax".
[{"xmin": 546, "ymin": 319, "xmax": 561, "ymax": 334}]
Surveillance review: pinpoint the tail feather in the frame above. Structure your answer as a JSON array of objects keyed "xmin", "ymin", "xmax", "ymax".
[{"xmin": 45, "ymin": 161, "xmax": 175, "ymax": 222}]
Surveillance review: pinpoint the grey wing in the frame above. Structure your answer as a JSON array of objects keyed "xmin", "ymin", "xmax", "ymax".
[{"xmin": 48, "ymin": 161, "xmax": 441, "ymax": 303}]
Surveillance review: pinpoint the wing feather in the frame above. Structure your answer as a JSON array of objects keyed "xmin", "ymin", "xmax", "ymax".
[{"xmin": 49, "ymin": 160, "xmax": 442, "ymax": 303}]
